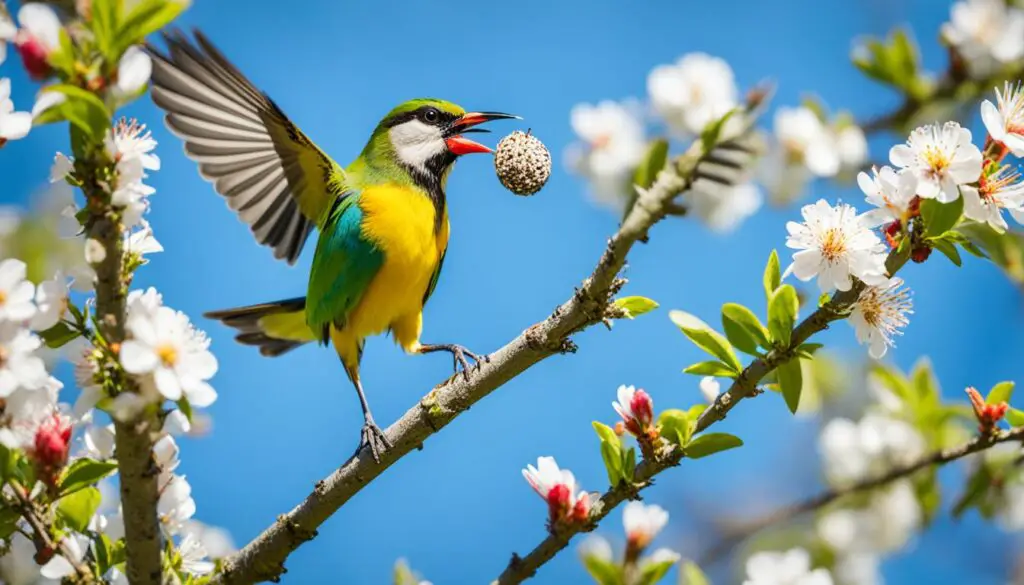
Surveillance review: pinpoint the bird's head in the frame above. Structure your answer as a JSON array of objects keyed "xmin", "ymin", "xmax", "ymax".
[{"xmin": 362, "ymin": 98, "xmax": 517, "ymax": 187}]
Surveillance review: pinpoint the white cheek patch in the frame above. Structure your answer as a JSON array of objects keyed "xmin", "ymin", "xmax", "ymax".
[{"xmin": 389, "ymin": 120, "xmax": 446, "ymax": 171}]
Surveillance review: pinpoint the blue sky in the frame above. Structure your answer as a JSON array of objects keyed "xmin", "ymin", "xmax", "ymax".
[{"xmin": 2, "ymin": 0, "xmax": 1023, "ymax": 583}]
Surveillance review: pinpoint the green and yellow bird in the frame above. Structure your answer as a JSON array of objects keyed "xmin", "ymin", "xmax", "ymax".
[{"xmin": 147, "ymin": 31, "xmax": 516, "ymax": 461}]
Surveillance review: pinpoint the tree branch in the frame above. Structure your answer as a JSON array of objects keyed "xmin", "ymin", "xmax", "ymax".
[
  {"xmin": 83, "ymin": 159, "xmax": 163, "ymax": 584},
  {"xmin": 10, "ymin": 481, "xmax": 93, "ymax": 583},
  {"xmin": 697, "ymin": 426, "xmax": 1024, "ymax": 565},
  {"xmin": 494, "ymin": 251, "xmax": 910, "ymax": 584},
  {"xmin": 210, "ymin": 136, "xmax": 744, "ymax": 584}
]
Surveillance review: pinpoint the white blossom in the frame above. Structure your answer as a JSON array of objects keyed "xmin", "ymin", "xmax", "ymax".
[
  {"xmin": 962, "ymin": 165, "xmax": 1024, "ymax": 232},
  {"xmin": 84, "ymin": 424, "xmax": 116, "ymax": 459},
  {"xmin": 858, "ymin": 166, "xmax": 919, "ymax": 228},
  {"xmin": 647, "ymin": 52, "xmax": 738, "ymax": 136},
  {"xmin": 0, "ymin": 11, "xmax": 13, "ymax": 67},
  {"xmin": 0, "ymin": 78, "xmax": 30, "ymax": 142},
  {"xmin": 125, "ymin": 220, "xmax": 163, "ymax": 258},
  {"xmin": 522, "ymin": 456, "xmax": 580, "ymax": 502},
  {"xmin": 622, "ymin": 501, "xmax": 668, "ymax": 549},
  {"xmin": 159, "ymin": 474, "xmax": 196, "ymax": 534},
  {"xmin": 0, "ymin": 322, "xmax": 48, "ymax": 397},
  {"xmin": 0, "ymin": 378, "xmax": 60, "ymax": 449},
  {"xmin": 774, "ymin": 106, "xmax": 840, "ymax": 178},
  {"xmin": 942, "ymin": 0, "xmax": 1024, "ymax": 78},
  {"xmin": 836, "ymin": 124, "xmax": 868, "ymax": 173},
  {"xmin": 179, "ymin": 520, "xmax": 235, "ymax": 558},
  {"xmin": 0, "ymin": 259, "xmax": 36, "ymax": 323},
  {"xmin": 577, "ymin": 534, "xmax": 613, "ymax": 563},
  {"xmin": 819, "ymin": 414, "xmax": 926, "ymax": 486},
  {"xmin": 699, "ymin": 376, "xmax": 720, "ymax": 403},
  {"xmin": 31, "ymin": 90, "xmax": 65, "ymax": 120},
  {"xmin": 115, "ymin": 45, "xmax": 152, "ymax": 97},
  {"xmin": 84, "ymin": 238, "xmax": 106, "ymax": 265},
  {"xmin": 981, "ymin": 82, "xmax": 1024, "ymax": 157},
  {"xmin": 50, "ymin": 152, "xmax": 74, "ymax": 183},
  {"xmin": 120, "ymin": 304, "xmax": 218, "ymax": 406},
  {"xmin": 817, "ymin": 480, "xmax": 921, "ymax": 554},
  {"xmin": 30, "ymin": 270, "xmax": 69, "ymax": 331},
  {"xmin": 567, "ymin": 101, "xmax": 647, "ymax": 209},
  {"xmin": 178, "ymin": 533, "xmax": 215, "ymax": 575},
  {"xmin": 848, "ymin": 278, "xmax": 913, "ymax": 359},
  {"xmin": 0, "ymin": 533, "xmax": 45, "ymax": 585},
  {"xmin": 786, "ymin": 200, "xmax": 889, "ymax": 292},
  {"xmin": 889, "ymin": 122, "xmax": 982, "ymax": 203},
  {"xmin": 743, "ymin": 548, "xmax": 833, "ymax": 585},
  {"xmin": 686, "ymin": 182, "xmax": 763, "ymax": 233}
]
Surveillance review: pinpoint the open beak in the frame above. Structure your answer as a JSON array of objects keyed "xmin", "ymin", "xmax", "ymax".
[{"xmin": 445, "ymin": 111, "xmax": 520, "ymax": 155}]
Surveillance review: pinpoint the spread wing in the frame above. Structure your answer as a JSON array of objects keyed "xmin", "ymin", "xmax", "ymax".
[
  {"xmin": 306, "ymin": 194, "xmax": 384, "ymax": 341},
  {"xmin": 147, "ymin": 30, "xmax": 345, "ymax": 264}
]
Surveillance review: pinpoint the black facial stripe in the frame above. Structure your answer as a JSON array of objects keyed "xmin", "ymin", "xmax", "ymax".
[{"xmin": 382, "ymin": 105, "xmax": 460, "ymax": 128}]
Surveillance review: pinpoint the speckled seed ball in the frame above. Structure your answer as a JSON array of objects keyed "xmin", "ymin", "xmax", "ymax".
[{"xmin": 494, "ymin": 130, "xmax": 551, "ymax": 196}]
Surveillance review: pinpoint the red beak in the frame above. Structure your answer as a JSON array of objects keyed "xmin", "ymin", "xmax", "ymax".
[{"xmin": 445, "ymin": 111, "xmax": 519, "ymax": 156}]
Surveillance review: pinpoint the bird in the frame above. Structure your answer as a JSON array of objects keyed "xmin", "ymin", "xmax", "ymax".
[{"xmin": 146, "ymin": 30, "xmax": 517, "ymax": 462}]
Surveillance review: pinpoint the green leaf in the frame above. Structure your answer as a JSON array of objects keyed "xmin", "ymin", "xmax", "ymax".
[
  {"xmin": 921, "ymin": 197, "xmax": 964, "ymax": 238},
  {"xmin": 592, "ymin": 421, "xmax": 619, "ymax": 445},
  {"xmin": 931, "ymin": 238, "xmax": 962, "ymax": 266},
  {"xmin": 57, "ymin": 486, "xmax": 102, "ymax": 532},
  {"xmin": 622, "ymin": 447, "xmax": 636, "ymax": 482},
  {"xmin": 721, "ymin": 303, "xmax": 769, "ymax": 355},
  {"xmin": 34, "ymin": 85, "xmax": 111, "ymax": 142},
  {"xmin": 581, "ymin": 553, "xmax": 623, "ymax": 585},
  {"xmin": 953, "ymin": 464, "xmax": 992, "ymax": 518},
  {"xmin": 683, "ymin": 360, "xmax": 738, "ymax": 377},
  {"xmin": 0, "ymin": 506, "xmax": 19, "ymax": 539},
  {"xmin": 600, "ymin": 441, "xmax": 624, "ymax": 486},
  {"xmin": 987, "ymin": 381, "xmax": 1015, "ymax": 405},
  {"xmin": 763, "ymin": 250, "xmax": 781, "ymax": 299},
  {"xmin": 593, "ymin": 422, "xmax": 624, "ymax": 485},
  {"xmin": 685, "ymin": 433, "xmax": 743, "ymax": 459},
  {"xmin": 657, "ymin": 409, "xmax": 692, "ymax": 448},
  {"xmin": 767, "ymin": 285, "xmax": 798, "ymax": 347},
  {"xmin": 682, "ymin": 562, "xmax": 710, "ymax": 585},
  {"xmin": 700, "ymin": 109, "xmax": 737, "ymax": 153},
  {"xmin": 686, "ymin": 404, "xmax": 708, "ymax": 420},
  {"xmin": 637, "ymin": 554, "xmax": 678, "ymax": 585},
  {"xmin": 94, "ymin": 533, "xmax": 113, "ymax": 575},
  {"xmin": 910, "ymin": 359, "xmax": 940, "ymax": 409},
  {"xmin": 633, "ymin": 139, "xmax": 669, "ymax": 190},
  {"xmin": 177, "ymin": 395, "xmax": 193, "ymax": 423},
  {"xmin": 117, "ymin": 0, "xmax": 189, "ymax": 52},
  {"xmin": 48, "ymin": 29, "xmax": 77, "ymax": 77},
  {"xmin": 614, "ymin": 296, "xmax": 659, "ymax": 319},
  {"xmin": 38, "ymin": 321, "xmax": 80, "ymax": 349},
  {"xmin": 60, "ymin": 457, "xmax": 119, "ymax": 496},
  {"xmin": 777, "ymin": 358, "xmax": 804, "ymax": 414},
  {"xmin": 670, "ymin": 310, "xmax": 741, "ymax": 372},
  {"xmin": 796, "ymin": 343, "xmax": 824, "ymax": 359},
  {"xmin": 91, "ymin": 0, "xmax": 120, "ymax": 60},
  {"xmin": 1007, "ymin": 407, "xmax": 1024, "ymax": 427},
  {"xmin": 871, "ymin": 363, "xmax": 913, "ymax": 403}
]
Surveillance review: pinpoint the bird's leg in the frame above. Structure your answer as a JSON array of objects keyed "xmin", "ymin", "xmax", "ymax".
[
  {"xmin": 351, "ymin": 374, "xmax": 392, "ymax": 463},
  {"xmin": 417, "ymin": 343, "xmax": 488, "ymax": 380}
]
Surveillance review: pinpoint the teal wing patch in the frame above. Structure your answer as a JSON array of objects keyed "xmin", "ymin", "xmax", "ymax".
[{"xmin": 306, "ymin": 193, "xmax": 383, "ymax": 341}]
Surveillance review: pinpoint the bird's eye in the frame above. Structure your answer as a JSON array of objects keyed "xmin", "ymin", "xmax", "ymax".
[{"xmin": 421, "ymin": 108, "xmax": 440, "ymax": 124}]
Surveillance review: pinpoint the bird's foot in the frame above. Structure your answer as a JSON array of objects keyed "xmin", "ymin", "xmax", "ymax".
[
  {"xmin": 356, "ymin": 418, "xmax": 392, "ymax": 464},
  {"xmin": 419, "ymin": 343, "xmax": 488, "ymax": 380}
]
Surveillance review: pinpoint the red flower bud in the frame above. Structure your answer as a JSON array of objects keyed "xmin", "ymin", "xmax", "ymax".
[
  {"xmin": 31, "ymin": 414, "xmax": 71, "ymax": 487},
  {"xmin": 545, "ymin": 483, "xmax": 571, "ymax": 525},
  {"xmin": 16, "ymin": 36, "xmax": 52, "ymax": 81},
  {"xmin": 630, "ymin": 390, "xmax": 654, "ymax": 427},
  {"xmin": 967, "ymin": 386, "xmax": 1008, "ymax": 434},
  {"xmin": 911, "ymin": 246, "xmax": 932, "ymax": 263},
  {"xmin": 570, "ymin": 492, "xmax": 591, "ymax": 523}
]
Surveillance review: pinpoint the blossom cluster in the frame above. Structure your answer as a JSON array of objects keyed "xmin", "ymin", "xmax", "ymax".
[{"xmin": 0, "ymin": 4, "xmax": 153, "ymax": 147}]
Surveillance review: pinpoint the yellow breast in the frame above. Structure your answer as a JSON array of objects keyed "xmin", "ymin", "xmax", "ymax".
[{"xmin": 345, "ymin": 183, "xmax": 448, "ymax": 349}]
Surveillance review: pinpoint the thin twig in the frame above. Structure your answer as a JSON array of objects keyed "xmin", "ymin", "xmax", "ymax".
[
  {"xmin": 493, "ymin": 250, "xmax": 910, "ymax": 584},
  {"xmin": 697, "ymin": 426, "xmax": 1024, "ymax": 565},
  {"xmin": 10, "ymin": 481, "xmax": 93, "ymax": 583}
]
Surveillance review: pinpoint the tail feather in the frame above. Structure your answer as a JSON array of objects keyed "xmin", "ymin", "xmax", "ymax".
[{"xmin": 204, "ymin": 297, "xmax": 315, "ymax": 357}]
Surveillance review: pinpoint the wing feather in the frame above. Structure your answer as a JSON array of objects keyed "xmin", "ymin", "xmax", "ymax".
[{"xmin": 148, "ymin": 29, "xmax": 342, "ymax": 264}]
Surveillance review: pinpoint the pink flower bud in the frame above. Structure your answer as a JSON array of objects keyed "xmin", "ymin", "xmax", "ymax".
[
  {"xmin": 613, "ymin": 385, "xmax": 656, "ymax": 439},
  {"xmin": 630, "ymin": 390, "xmax": 654, "ymax": 426},
  {"xmin": 546, "ymin": 483, "xmax": 571, "ymax": 524},
  {"xmin": 31, "ymin": 413, "xmax": 71, "ymax": 486},
  {"xmin": 571, "ymin": 492, "xmax": 591, "ymax": 523},
  {"xmin": 16, "ymin": 35, "xmax": 52, "ymax": 81}
]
